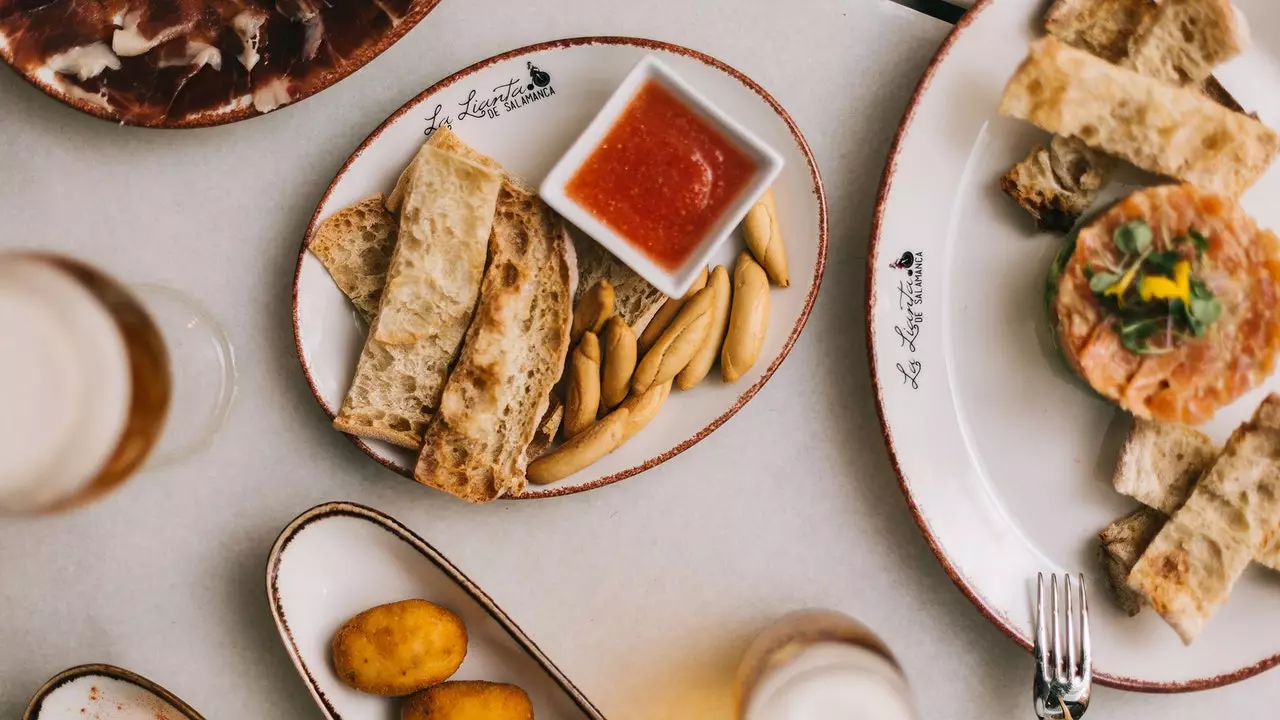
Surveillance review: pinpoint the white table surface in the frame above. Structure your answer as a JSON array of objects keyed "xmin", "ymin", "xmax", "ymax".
[{"xmin": 1, "ymin": 0, "xmax": 1277, "ymax": 718}]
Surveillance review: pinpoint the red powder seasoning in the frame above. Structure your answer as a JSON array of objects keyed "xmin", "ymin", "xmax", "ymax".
[{"xmin": 566, "ymin": 80, "xmax": 756, "ymax": 271}]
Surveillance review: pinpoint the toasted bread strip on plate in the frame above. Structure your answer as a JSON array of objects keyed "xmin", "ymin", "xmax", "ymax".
[
  {"xmin": 333, "ymin": 149, "xmax": 502, "ymax": 448},
  {"xmin": 1129, "ymin": 395, "xmax": 1280, "ymax": 643},
  {"xmin": 414, "ymin": 184, "xmax": 576, "ymax": 503},
  {"xmin": 1000, "ymin": 36, "xmax": 1277, "ymax": 197}
]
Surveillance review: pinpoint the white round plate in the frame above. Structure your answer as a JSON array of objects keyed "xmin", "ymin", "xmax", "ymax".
[
  {"xmin": 869, "ymin": 0, "xmax": 1280, "ymax": 692},
  {"xmin": 293, "ymin": 37, "xmax": 826, "ymax": 499},
  {"xmin": 267, "ymin": 502, "xmax": 604, "ymax": 720}
]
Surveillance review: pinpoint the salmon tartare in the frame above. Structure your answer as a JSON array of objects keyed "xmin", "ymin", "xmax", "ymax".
[{"xmin": 1050, "ymin": 184, "xmax": 1280, "ymax": 425}]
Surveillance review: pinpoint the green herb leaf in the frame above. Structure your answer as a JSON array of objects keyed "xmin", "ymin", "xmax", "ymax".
[
  {"xmin": 1189, "ymin": 229, "xmax": 1209, "ymax": 256},
  {"xmin": 1146, "ymin": 251, "xmax": 1181, "ymax": 275},
  {"xmin": 1089, "ymin": 271, "xmax": 1122, "ymax": 293},
  {"xmin": 1119, "ymin": 318, "xmax": 1160, "ymax": 354},
  {"xmin": 1191, "ymin": 297, "xmax": 1223, "ymax": 327},
  {"xmin": 1190, "ymin": 278, "xmax": 1214, "ymax": 300},
  {"xmin": 1115, "ymin": 220, "xmax": 1153, "ymax": 255},
  {"xmin": 1121, "ymin": 333, "xmax": 1147, "ymax": 354}
]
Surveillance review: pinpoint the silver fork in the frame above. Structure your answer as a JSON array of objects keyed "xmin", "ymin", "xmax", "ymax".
[{"xmin": 1034, "ymin": 573, "xmax": 1092, "ymax": 720}]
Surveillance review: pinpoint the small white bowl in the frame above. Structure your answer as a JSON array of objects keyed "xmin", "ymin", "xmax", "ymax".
[{"xmin": 541, "ymin": 54, "xmax": 784, "ymax": 298}]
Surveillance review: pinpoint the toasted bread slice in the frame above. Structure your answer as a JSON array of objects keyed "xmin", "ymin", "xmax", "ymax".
[
  {"xmin": 1000, "ymin": 137, "xmax": 1114, "ymax": 231},
  {"xmin": 414, "ymin": 184, "xmax": 576, "ymax": 502},
  {"xmin": 309, "ymin": 194, "xmax": 398, "ymax": 321},
  {"xmin": 1126, "ymin": 0, "xmax": 1244, "ymax": 85},
  {"xmin": 1127, "ymin": 506, "xmax": 1252, "ymax": 643},
  {"xmin": 1000, "ymin": 36, "xmax": 1277, "ymax": 197},
  {"xmin": 333, "ymin": 149, "xmax": 502, "ymax": 448},
  {"xmin": 1112, "ymin": 419, "xmax": 1218, "ymax": 515},
  {"xmin": 1045, "ymin": 0, "xmax": 1158, "ymax": 64},
  {"xmin": 1190, "ymin": 395, "xmax": 1280, "ymax": 569},
  {"xmin": 386, "ymin": 125, "xmax": 511, "ymax": 214},
  {"xmin": 1129, "ymin": 394, "xmax": 1280, "ymax": 643},
  {"xmin": 1098, "ymin": 506, "xmax": 1166, "ymax": 616}
]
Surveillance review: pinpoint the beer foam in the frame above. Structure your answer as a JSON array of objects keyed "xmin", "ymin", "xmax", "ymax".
[
  {"xmin": 0, "ymin": 258, "xmax": 132, "ymax": 512},
  {"xmin": 744, "ymin": 643, "xmax": 915, "ymax": 720}
]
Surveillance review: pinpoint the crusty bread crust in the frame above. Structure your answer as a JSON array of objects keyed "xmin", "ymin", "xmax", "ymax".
[
  {"xmin": 1000, "ymin": 138, "xmax": 1113, "ymax": 232},
  {"xmin": 334, "ymin": 150, "xmax": 502, "ymax": 449},
  {"xmin": 413, "ymin": 184, "xmax": 575, "ymax": 502},
  {"xmin": 309, "ymin": 194, "xmax": 397, "ymax": 321},
  {"xmin": 1126, "ymin": 0, "xmax": 1242, "ymax": 86},
  {"xmin": 1001, "ymin": 37, "xmax": 1277, "ymax": 197},
  {"xmin": 1045, "ymin": 0, "xmax": 1157, "ymax": 64},
  {"xmin": 1098, "ymin": 505, "xmax": 1166, "ymax": 616}
]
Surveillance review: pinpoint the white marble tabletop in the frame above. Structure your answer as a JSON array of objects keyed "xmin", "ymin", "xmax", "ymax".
[{"xmin": 1, "ymin": 0, "xmax": 1277, "ymax": 718}]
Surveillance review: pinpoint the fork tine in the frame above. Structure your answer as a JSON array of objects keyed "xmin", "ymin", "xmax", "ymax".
[
  {"xmin": 1079, "ymin": 574, "xmax": 1092, "ymax": 677},
  {"xmin": 1066, "ymin": 573, "xmax": 1077, "ymax": 675},
  {"xmin": 1052, "ymin": 574, "xmax": 1064, "ymax": 682},
  {"xmin": 1035, "ymin": 573, "xmax": 1049, "ymax": 681}
]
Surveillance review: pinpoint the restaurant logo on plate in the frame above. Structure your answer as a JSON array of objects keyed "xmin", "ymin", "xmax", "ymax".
[
  {"xmin": 889, "ymin": 250, "xmax": 923, "ymax": 390},
  {"xmin": 425, "ymin": 62, "xmax": 558, "ymax": 136}
]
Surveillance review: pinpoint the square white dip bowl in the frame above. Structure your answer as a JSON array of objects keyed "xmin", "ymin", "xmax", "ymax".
[{"xmin": 541, "ymin": 54, "xmax": 784, "ymax": 298}]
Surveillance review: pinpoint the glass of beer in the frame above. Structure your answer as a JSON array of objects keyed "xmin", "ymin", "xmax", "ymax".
[
  {"xmin": 0, "ymin": 252, "xmax": 236, "ymax": 515},
  {"xmin": 735, "ymin": 609, "xmax": 916, "ymax": 720}
]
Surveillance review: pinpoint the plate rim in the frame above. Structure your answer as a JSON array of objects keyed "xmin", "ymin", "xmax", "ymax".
[
  {"xmin": 264, "ymin": 500, "xmax": 608, "ymax": 720},
  {"xmin": 0, "ymin": 0, "xmax": 443, "ymax": 129},
  {"xmin": 290, "ymin": 35, "xmax": 829, "ymax": 500},
  {"xmin": 865, "ymin": 0, "xmax": 1280, "ymax": 693},
  {"xmin": 23, "ymin": 663, "xmax": 208, "ymax": 720}
]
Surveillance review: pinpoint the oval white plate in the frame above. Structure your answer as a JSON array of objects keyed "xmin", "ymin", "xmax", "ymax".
[
  {"xmin": 266, "ymin": 501, "xmax": 605, "ymax": 720},
  {"xmin": 24, "ymin": 664, "xmax": 205, "ymax": 720},
  {"xmin": 292, "ymin": 36, "xmax": 826, "ymax": 498},
  {"xmin": 869, "ymin": 0, "xmax": 1280, "ymax": 692}
]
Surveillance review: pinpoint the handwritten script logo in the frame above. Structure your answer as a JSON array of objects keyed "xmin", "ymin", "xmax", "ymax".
[
  {"xmin": 425, "ymin": 62, "xmax": 557, "ymax": 136},
  {"xmin": 889, "ymin": 250, "xmax": 923, "ymax": 390}
]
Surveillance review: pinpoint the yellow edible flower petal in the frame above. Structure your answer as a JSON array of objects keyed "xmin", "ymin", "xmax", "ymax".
[
  {"xmin": 1138, "ymin": 262, "xmax": 1192, "ymax": 303},
  {"xmin": 1175, "ymin": 260, "xmax": 1191, "ymax": 298},
  {"xmin": 1139, "ymin": 276, "xmax": 1180, "ymax": 302},
  {"xmin": 1105, "ymin": 261, "xmax": 1142, "ymax": 303}
]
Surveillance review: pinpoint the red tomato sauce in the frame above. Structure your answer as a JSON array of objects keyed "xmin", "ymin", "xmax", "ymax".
[{"xmin": 566, "ymin": 80, "xmax": 756, "ymax": 271}]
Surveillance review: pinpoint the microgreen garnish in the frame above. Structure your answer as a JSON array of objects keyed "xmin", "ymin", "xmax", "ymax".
[
  {"xmin": 1146, "ymin": 250, "xmax": 1181, "ymax": 275},
  {"xmin": 1119, "ymin": 318, "xmax": 1163, "ymax": 355},
  {"xmin": 1090, "ymin": 271, "xmax": 1121, "ymax": 293},
  {"xmin": 1189, "ymin": 229, "xmax": 1209, "ymax": 255},
  {"xmin": 1089, "ymin": 221, "xmax": 1222, "ymax": 354},
  {"xmin": 1115, "ymin": 220, "xmax": 1153, "ymax": 255}
]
